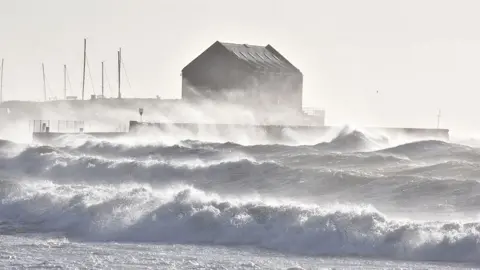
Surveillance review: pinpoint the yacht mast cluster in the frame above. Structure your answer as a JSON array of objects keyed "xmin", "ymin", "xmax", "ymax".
[{"xmin": 38, "ymin": 38, "xmax": 127, "ymax": 102}]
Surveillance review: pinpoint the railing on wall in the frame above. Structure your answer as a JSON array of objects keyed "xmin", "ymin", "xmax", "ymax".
[
  {"xmin": 29, "ymin": 120, "xmax": 130, "ymax": 133},
  {"xmin": 303, "ymin": 107, "xmax": 325, "ymax": 116},
  {"xmin": 114, "ymin": 124, "xmax": 128, "ymax": 132},
  {"xmin": 30, "ymin": 120, "xmax": 85, "ymax": 133},
  {"xmin": 302, "ymin": 107, "xmax": 326, "ymax": 126}
]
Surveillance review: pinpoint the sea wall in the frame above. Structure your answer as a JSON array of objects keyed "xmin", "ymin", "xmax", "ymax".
[
  {"xmin": 31, "ymin": 121, "xmax": 449, "ymax": 144},
  {"xmin": 128, "ymin": 121, "xmax": 450, "ymax": 140},
  {"xmin": 32, "ymin": 132, "xmax": 126, "ymax": 143}
]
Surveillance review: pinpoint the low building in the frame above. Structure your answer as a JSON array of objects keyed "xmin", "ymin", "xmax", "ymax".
[{"xmin": 181, "ymin": 41, "xmax": 303, "ymax": 112}]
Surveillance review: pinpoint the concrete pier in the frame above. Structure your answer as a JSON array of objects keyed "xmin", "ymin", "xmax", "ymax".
[
  {"xmin": 31, "ymin": 120, "xmax": 450, "ymax": 144},
  {"xmin": 128, "ymin": 121, "xmax": 450, "ymax": 140}
]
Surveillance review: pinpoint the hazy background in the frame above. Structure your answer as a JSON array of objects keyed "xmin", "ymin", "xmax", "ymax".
[{"xmin": 0, "ymin": 0, "xmax": 479, "ymax": 131}]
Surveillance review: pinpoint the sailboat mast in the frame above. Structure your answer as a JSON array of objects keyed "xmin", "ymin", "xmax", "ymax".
[
  {"xmin": 101, "ymin": 61, "xmax": 104, "ymax": 97},
  {"xmin": 437, "ymin": 109, "xmax": 441, "ymax": 129},
  {"xmin": 42, "ymin": 63, "xmax": 46, "ymax": 101},
  {"xmin": 0, "ymin": 58, "xmax": 3, "ymax": 104},
  {"xmin": 117, "ymin": 48, "xmax": 121, "ymax": 99},
  {"xmin": 64, "ymin": 64, "xmax": 67, "ymax": 99},
  {"xmin": 82, "ymin": 38, "xmax": 87, "ymax": 100}
]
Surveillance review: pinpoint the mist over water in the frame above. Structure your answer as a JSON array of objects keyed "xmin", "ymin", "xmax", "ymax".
[{"xmin": 0, "ymin": 103, "xmax": 479, "ymax": 268}]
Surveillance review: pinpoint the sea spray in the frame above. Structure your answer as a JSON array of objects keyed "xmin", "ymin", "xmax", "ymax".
[
  {"xmin": 1, "ymin": 129, "xmax": 480, "ymax": 264},
  {"xmin": 0, "ymin": 181, "xmax": 479, "ymax": 263}
]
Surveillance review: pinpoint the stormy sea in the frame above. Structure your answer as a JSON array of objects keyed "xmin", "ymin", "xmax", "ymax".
[{"xmin": 0, "ymin": 126, "xmax": 479, "ymax": 269}]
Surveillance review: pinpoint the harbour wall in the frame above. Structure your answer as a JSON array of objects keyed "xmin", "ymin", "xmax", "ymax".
[
  {"xmin": 128, "ymin": 121, "xmax": 450, "ymax": 140},
  {"xmin": 32, "ymin": 132, "xmax": 126, "ymax": 143},
  {"xmin": 31, "ymin": 121, "xmax": 450, "ymax": 144}
]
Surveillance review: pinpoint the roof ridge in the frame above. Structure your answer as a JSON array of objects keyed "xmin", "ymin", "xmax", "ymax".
[
  {"xmin": 205, "ymin": 41, "xmax": 300, "ymax": 73},
  {"xmin": 220, "ymin": 41, "xmax": 265, "ymax": 48}
]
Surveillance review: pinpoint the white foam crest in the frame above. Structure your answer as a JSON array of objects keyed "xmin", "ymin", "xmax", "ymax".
[
  {"xmin": 0, "ymin": 181, "xmax": 479, "ymax": 264},
  {"xmin": 132, "ymin": 123, "xmax": 279, "ymax": 146},
  {"xmin": 21, "ymin": 147, "xmax": 261, "ymax": 170},
  {"xmin": 49, "ymin": 131, "xmax": 192, "ymax": 149}
]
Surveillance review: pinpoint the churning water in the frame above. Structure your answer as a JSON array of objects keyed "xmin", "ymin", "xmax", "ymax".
[{"xmin": 0, "ymin": 126, "xmax": 479, "ymax": 269}]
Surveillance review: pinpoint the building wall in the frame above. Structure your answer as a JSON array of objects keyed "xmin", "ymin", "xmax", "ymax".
[
  {"xmin": 182, "ymin": 43, "xmax": 303, "ymax": 111},
  {"xmin": 182, "ymin": 43, "xmax": 251, "ymax": 101},
  {"xmin": 183, "ymin": 73, "xmax": 303, "ymax": 111},
  {"xmin": 237, "ymin": 71, "xmax": 303, "ymax": 111}
]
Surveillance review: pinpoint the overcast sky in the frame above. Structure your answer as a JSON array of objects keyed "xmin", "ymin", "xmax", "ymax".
[{"xmin": 1, "ymin": 0, "xmax": 480, "ymax": 131}]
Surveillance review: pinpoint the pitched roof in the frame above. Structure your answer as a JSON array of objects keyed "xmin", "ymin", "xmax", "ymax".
[{"xmin": 219, "ymin": 42, "xmax": 300, "ymax": 73}]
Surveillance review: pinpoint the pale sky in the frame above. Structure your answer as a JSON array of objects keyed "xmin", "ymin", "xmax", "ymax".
[{"xmin": 1, "ymin": 0, "xmax": 480, "ymax": 131}]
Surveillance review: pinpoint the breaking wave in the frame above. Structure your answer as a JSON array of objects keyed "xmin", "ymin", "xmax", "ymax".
[
  {"xmin": 1, "ymin": 127, "xmax": 480, "ymax": 264},
  {"xmin": 0, "ymin": 182, "xmax": 479, "ymax": 264}
]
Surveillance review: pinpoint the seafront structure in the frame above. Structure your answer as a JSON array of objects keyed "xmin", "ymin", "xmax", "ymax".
[{"xmin": 181, "ymin": 41, "xmax": 304, "ymax": 112}]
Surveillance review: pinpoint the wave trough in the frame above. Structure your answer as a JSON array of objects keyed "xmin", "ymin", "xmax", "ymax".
[{"xmin": 0, "ymin": 127, "xmax": 479, "ymax": 264}]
